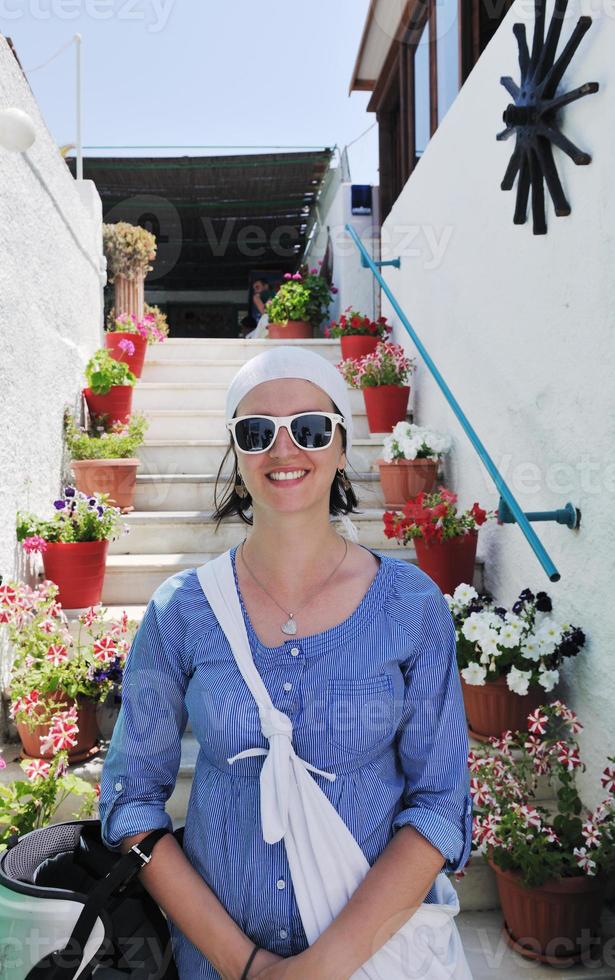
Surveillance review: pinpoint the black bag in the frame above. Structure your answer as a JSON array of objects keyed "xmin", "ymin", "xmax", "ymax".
[{"xmin": 0, "ymin": 819, "xmax": 183, "ymax": 979}]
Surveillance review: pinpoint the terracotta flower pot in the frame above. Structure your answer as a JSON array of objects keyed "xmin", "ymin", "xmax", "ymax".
[
  {"xmin": 488, "ymin": 860, "xmax": 605, "ymax": 965},
  {"xmin": 363, "ymin": 385, "xmax": 410, "ymax": 434},
  {"xmin": 83, "ymin": 386, "xmax": 133, "ymax": 426},
  {"xmin": 268, "ymin": 320, "xmax": 313, "ymax": 339},
  {"xmin": 17, "ymin": 691, "xmax": 100, "ymax": 763},
  {"xmin": 340, "ymin": 334, "xmax": 379, "ymax": 360},
  {"xmin": 461, "ymin": 674, "xmax": 547, "ymax": 742},
  {"xmin": 71, "ymin": 458, "xmax": 140, "ymax": 512},
  {"xmin": 42, "ymin": 539, "xmax": 109, "ymax": 609},
  {"xmin": 377, "ymin": 458, "xmax": 439, "ymax": 507},
  {"xmin": 105, "ymin": 331, "xmax": 147, "ymax": 378},
  {"xmin": 413, "ymin": 529, "xmax": 478, "ymax": 595}
]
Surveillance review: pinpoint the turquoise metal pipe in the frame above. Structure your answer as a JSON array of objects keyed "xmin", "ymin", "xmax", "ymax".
[{"xmin": 346, "ymin": 223, "xmax": 563, "ymax": 583}]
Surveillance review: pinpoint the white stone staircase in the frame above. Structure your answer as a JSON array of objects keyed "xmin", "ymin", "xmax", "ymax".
[{"xmin": 3, "ymin": 337, "xmax": 612, "ymax": 974}]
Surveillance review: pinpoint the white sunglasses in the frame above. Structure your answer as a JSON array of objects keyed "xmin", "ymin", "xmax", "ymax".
[{"xmin": 226, "ymin": 412, "xmax": 346, "ymax": 454}]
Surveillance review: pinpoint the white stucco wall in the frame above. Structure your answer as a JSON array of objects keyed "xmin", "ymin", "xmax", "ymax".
[
  {"xmin": 379, "ymin": 0, "xmax": 614, "ymax": 803},
  {"xmin": 305, "ymin": 180, "xmax": 381, "ymax": 324},
  {"xmin": 0, "ymin": 36, "xmax": 104, "ymax": 606}
]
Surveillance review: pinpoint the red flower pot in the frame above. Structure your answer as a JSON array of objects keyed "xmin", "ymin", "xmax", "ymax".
[
  {"xmin": 377, "ymin": 458, "xmax": 439, "ymax": 508},
  {"xmin": 460, "ymin": 675, "xmax": 547, "ymax": 742},
  {"xmin": 413, "ymin": 529, "xmax": 478, "ymax": 595},
  {"xmin": 488, "ymin": 860, "xmax": 605, "ymax": 965},
  {"xmin": 17, "ymin": 691, "xmax": 100, "ymax": 763},
  {"xmin": 42, "ymin": 539, "xmax": 109, "ymax": 609},
  {"xmin": 83, "ymin": 386, "xmax": 133, "ymax": 426},
  {"xmin": 268, "ymin": 321, "xmax": 313, "ymax": 339},
  {"xmin": 340, "ymin": 334, "xmax": 379, "ymax": 360},
  {"xmin": 71, "ymin": 458, "xmax": 140, "ymax": 512},
  {"xmin": 362, "ymin": 385, "xmax": 410, "ymax": 434},
  {"xmin": 104, "ymin": 331, "xmax": 147, "ymax": 378}
]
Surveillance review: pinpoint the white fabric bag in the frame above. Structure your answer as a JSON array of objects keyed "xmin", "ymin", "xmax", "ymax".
[{"xmin": 197, "ymin": 551, "xmax": 473, "ymax": 979}]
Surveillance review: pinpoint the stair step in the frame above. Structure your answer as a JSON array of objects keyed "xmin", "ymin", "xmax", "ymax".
[
  {"xmin": 457, "ymin": 909, "xmax": 615, "ymax": 977},
  {"xmin": 134, "ymin": 471, "xmax": 387, "ymax": 511},
  {"xmin": 133, "ymin": 383, "xmax": 370, "ymax": 413},
  {"xmin": 137, "ymin": 437, "xmax": 387, "ymax": 475},
  {"xmin": 141, "ymin": 359, "xmax": 253, "ymax": 384},
  {"xmin": 143, "ymin": 408, "xmax": 373, "ymax": 441},
  {"xmin": 110, "ymin": 508, "xmax": 400, "ymax": 555},
  {"xmin": 146, "ymin": 337, "xmax": 342, "ymax": 363}
]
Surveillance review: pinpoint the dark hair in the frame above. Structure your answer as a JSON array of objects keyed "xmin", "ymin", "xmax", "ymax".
[{"xmin": 212, "ymin": 408, "xmax": 359, "ymax": 528}]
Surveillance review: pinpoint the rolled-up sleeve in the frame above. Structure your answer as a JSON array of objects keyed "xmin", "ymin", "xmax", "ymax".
[
  {"xmin": 98, "ymin": 582, "xmax": 190, "ymax": 851},
  {"xmin": 392, "ymin": 585, "xmax": 472, "ymax": 874}
]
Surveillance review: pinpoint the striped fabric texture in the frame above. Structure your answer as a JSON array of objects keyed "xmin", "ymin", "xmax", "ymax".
[{"xmin": 98, "ymin": 546, "xmax": 473, "ymax": 977}]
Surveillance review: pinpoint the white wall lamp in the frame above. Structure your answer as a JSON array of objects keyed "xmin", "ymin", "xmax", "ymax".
[{"xmin": 0, "ymin": 107, "xmax": 36, "ymax": 153}]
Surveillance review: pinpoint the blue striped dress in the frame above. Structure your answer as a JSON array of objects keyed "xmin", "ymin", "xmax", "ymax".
[{"xmin": 98, "ymin": 545, "xmax": 472, "ymax": 978}]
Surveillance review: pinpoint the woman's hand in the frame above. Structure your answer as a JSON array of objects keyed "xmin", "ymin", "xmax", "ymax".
[{"xmin": 251, "ymin": 949, "xmax": 326, "ymax": 978}]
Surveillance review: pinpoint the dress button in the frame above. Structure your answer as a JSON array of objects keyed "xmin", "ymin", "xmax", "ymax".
[
  {"xmin": 283, "ymin": 682, "xmax": 292, "ymax": 691},
  {"xmin": 279, "ymin": 928, "xmax": 288, "ymax": 939},
  {"xmin": 276, "ymin": 878, "xmax": 286, "ymax": 890},
  {"xmin": 114, "ymin": 782, "xmax": 123, "ymax": 791},
  {"xmin": 290, "ymin": 648, "xmax": 300, "ymax": 657}
]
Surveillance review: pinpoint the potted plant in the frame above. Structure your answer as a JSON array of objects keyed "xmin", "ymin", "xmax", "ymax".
[
  {"xmin": 103, "ymin": 222, "xmax": 157, "ymax": 321},
  {"xmin": 338, "ymin": 341, "xmax": 415, "ymax": 434},
  {"xmin": 104, "ymin": 305, "xmax": 169, "ymax": 378},
  {"xmin": 65, "ymin": 410, "xmax": 148, "ymax": 512},
  {"xmin": 448, "ymin": 583, "xmax": 586, "ymax": 740},
  {"xmin": 383, "ymin": 486, "xmax": 494, "ymax": 595},
  {"xmin": 266, "ymin": 267, "xmax": 336, "ymax": 339},
  {"xmin": 470, "ymin": 702, "xmax": 615, "ymax": 964},
  {"xmin": 326, "ymin": 308, "xmax": 392, "ymax": 360},
  {"xmin": 376, "ymin": 421, "xmax": 451, "ymax": 507},
  {"xmin": 0, "ymin": 744, "xmax": 98, "ymax": 846},
  {"xmin": 16, "ymin": 486, "xmax": 127, "ymax": 609},
  {"xmin": 83, "ymin": 348, "xmax": 137, "ymax": 427},
  {"xmin": 0, "ymin": 578, "xmax": 135, "ymax": 762}
]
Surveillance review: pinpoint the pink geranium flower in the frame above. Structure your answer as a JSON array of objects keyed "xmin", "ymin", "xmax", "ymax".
[
  {"xmin": 118, "ymin": 338, "xmax": 135, "ymax": 356},
  {"xmin": 22, "ymin": 535, "xmax": 48, "ymax": 554}
]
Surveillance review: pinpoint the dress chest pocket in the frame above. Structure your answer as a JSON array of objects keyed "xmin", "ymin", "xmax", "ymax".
[{"xmin": 326, "ymin": 673, "xmax": 396, "ymax": 755}]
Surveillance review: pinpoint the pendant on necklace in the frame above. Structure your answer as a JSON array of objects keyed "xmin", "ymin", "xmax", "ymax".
[{"xmin": 281, "ymin": 615, "xmax": 297, "ymax": 636}]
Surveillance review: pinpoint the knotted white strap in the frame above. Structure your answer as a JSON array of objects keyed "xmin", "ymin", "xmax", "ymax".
[
  {"xmin": 228, "ymin": 703, "xmax": 336, "ymax": 843},
  {"xmin": 197, "ymin": 552, "xmax": 473, "ymax": 979}
]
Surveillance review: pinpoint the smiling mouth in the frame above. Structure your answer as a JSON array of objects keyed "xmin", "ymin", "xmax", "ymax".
[{"xmin": 267, "ymin": 470, "xmax": 308, "ymax": 483}]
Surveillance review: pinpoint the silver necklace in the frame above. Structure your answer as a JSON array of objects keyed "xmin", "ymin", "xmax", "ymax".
[{"xmin": 239, "ymin": 536, "xmax": 349, "ymax": 635}]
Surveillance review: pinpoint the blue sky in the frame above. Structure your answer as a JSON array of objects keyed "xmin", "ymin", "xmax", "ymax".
[{"xmin": 4, "ymin": 0, "xmax": 379, "ymax": 183}]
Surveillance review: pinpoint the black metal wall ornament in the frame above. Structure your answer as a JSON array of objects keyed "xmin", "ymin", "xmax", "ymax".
[{"xmin": 497, "ymin": 0, "xmax": 599, "ymax": 235}]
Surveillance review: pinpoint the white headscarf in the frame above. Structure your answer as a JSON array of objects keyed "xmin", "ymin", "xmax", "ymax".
[{"xmin": 225, "ymin": 346, "xmax": 354, "ymax": 453}]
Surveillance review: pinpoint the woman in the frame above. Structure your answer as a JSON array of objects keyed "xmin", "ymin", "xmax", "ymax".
[{"xmin": 98, "ymin": 346, "xmax": 473, "ymax": 979}]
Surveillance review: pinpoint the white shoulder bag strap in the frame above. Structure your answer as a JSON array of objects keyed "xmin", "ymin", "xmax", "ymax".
[{"xmin": 197, "ymin": 551, "xmax": 473, "ymax": 979}]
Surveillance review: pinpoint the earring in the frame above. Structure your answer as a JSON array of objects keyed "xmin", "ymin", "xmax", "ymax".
[
  {"xmin": 337, "ymin": 468, "xmax": 351, "ymax": 491},
  {"xmin": 235, "ymin": 474, "xmax": 248, "ymax": 499}
]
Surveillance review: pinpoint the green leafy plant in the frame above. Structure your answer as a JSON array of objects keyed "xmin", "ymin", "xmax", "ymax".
[
  {"xmin": 0, "ymin": 578, "xmax": 135, "ymax": 730},
  {"xmin": 266, "ymin": 267, "xmax": 336, "ymax": 328},
  {"xmin": 102, "ymin": 222, "xmax": 156, "ymax": 283},
  {"xmin": 16, "ymin": 486, "xmax": 127, "ymax": 548},
  {"xmin": 337, "ymin": 341, "xmax": 415, "ymax": 388},
  {"xmin": 470, "ymin": 702, "xmax": 615, "ymax": 888},
  {"xmin": 85, "ymin": 349, "xmax": 136, "ymax": 396},
  {"xmin": 0, "ymin": 745, "xmax": 98, "ymax": 849},
  {"xmin": 64, "ymin": 410, "xmax": 148, "ymax": 461},
  {"xmin": 326, "ymin": 309, "xmax": 392, "ymax": 339}
]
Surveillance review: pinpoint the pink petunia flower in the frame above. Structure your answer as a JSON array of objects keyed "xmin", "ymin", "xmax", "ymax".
[
  {"xmin": 93, "ymin": 636, "xmax": 118, "ymax": 663},
  {"xmin": 527, "ymin": 709, "xmax": 548, "ymax": 734},
  {"xmin": 23, "ymin": 758, "xmax": 51, "ymax": 780},
  {"xmin": 573, "ymin": 846, "xmax": 597, "ymax": 876},
  {"xmin": 600, "ymin": 766, "xmax": 615, "ymax": 795},
  {"xmin": 581, "ymin": 821, "xmax": 602, "ymax": 848},
  {"xmin": 45, "ymin": 644, "xmax": 69, "ymax": 666}
]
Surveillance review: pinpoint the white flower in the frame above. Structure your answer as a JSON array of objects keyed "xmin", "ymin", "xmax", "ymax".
[
  {"xmin": 520, "ymin": 637, "xmax": 541, "ymax": 662},
  {"xmin": 507, "ymin": 666, "xmax": 532, "ymax": 696},
  {"xmin": 499, "ymin": 623, "xmax": 522, "ymax": 649},
  {"xmin": 392, "ymin": 421, "xmax": 411, "ymax": 439},
  {"xmin": 538, "ymin": 668, "xmax": 559, "ymax": 692},
  {"xmin": 461, "ymin": 612, "xmax": 487, "ymax": 643},
  {"xmin": 477, "ymin": 629, "xmax": 501, "ymax": 656},
  {"xmin": 534, "ymin": 617, "xmax": 563, "ymax": 655},
  {"xmin": 461, "ymin": 662, "xmax": 487, "ymax": 686},
  {"xmin": 453, "ymin": 583, "xmax": 478, "ymax": 606}
]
